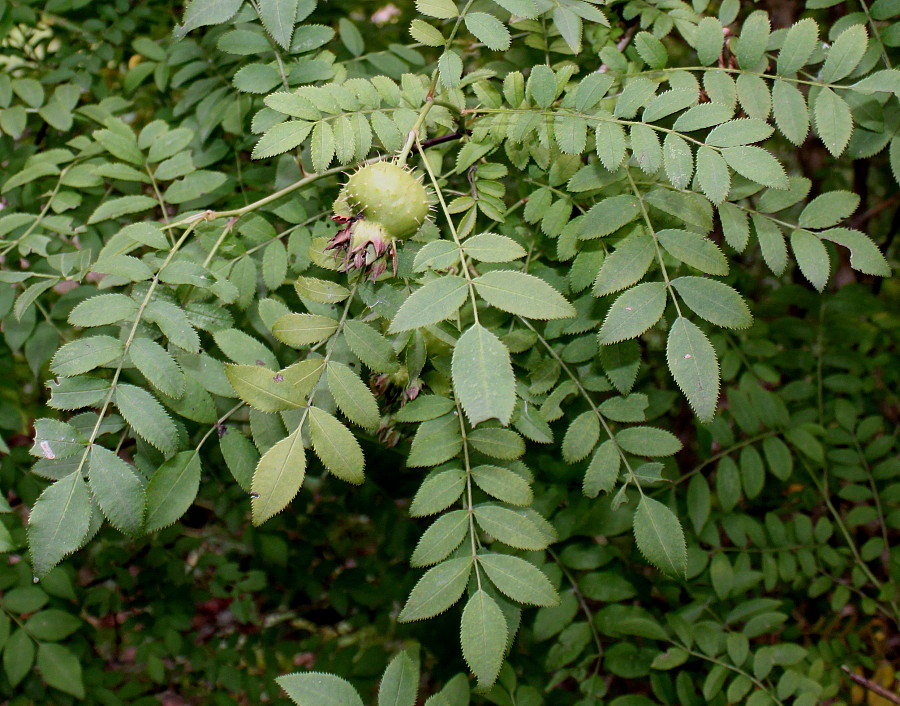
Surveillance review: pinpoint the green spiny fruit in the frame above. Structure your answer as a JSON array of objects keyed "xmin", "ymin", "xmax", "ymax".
[{"xmin": 342, "ymin": 161, "xmax": 429, "ymax": 239}]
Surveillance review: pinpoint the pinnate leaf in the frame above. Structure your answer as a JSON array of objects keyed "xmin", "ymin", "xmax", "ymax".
[
  {"xmin": 460, "ymin": 590, "xmax": 507, "ymax": 689},
  {"xmin": 308, "ymin": 406, "xmax": 365, "ymax": 484},
  {"xmin": 88, "ymin": 446, "xmax": 145, "ymax": 536},
  {"xmin": 473, "ymin": 271, "xmax": 575, "ymax": 320},
  {"xmin": 277, "ymin": 672, "xmax": 364, "ymax": 706},
  {"xmin": 633, "ymin": 496, "xmax": 687, "ymax": 577},
  {"xmin": 452, "ymin": 323, "xmax": 515, "ymax": 427},
  {"xmin": 251, "ymin": 426, "xmax": 306, "ymax": 525},
  {"xmin": 28, "ymin": 471, "xmax": 92, "ymax": 577},
  {"xmin": 598, "ymin": 282, "xmax": 667, "ymax": 345},
  {"xmin": 398, "ymin": 556, "xmax": 472, "ymax": 622},
  {"xmin": 145, "ymin": 451, "xmax": 201, "ymax": 532},
  {"xmin": 667, "ymin": 317, "xmax": 720, "ymax": 422},
  {"xmin": 478, "ymin": 553, "xmax": 558, "ymax": 606}
]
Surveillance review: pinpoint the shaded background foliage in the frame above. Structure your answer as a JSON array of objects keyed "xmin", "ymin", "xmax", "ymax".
[{"xmin": 0, "ymin": 0, "xmax": 898, "ymax": 704}]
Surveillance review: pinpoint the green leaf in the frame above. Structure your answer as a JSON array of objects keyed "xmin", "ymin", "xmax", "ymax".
[
  {"xmin": 575, "ymin": 73, "xmax": 613, "ymax": 113},
  {"xmin": 164, "ymin": 171, "xmax": 227, "ymax": 204},
  {"xmin": 416, "ymin": 0, "xmax": 458, "ymax": 18},
  {"xmin": 233, "ymin": 63, "xmax": 282, "ymax": 94},
  {"xmin": 667, "ymin": 317, "xmax": 720, "ymax": 422},
  {"xmin": 407, "ymin": 415, "xmax": 462, "ymax": 467},
  {"xmin": 672, "ymin": 277, "xmax": 753, "ymax": 329},
  {"xmin": 411, "ymin": 510, "xmax": 468, "ymax": 566},
  {"xmin": 37, "ymin": 640, "xmax": 85, "ymax": 698},
  {"xmin": 452, "ymin": 323, "xmax": 515, "ymax": 427},
  {"xmin": 273, "ymin": 313, "xmax": 339, "ymax": 346},
  {"xmin": 251, "ymin": 426, "xmax": 306, "ymax": 525},
  {"xmin": 705, "ymin": 119, "xmax": 774, "ymax": 148},
  {"xmin": 657, "ymin": 229, "xmax": 729, "ymax": 275},
  {"xmin": 31, "ymin": 419, "xmax": 85, "ymax": 461},
  {"xmin": 468, "ymin": 428, "xmax": 525, "ymax": 459},
  {"xmin": 597, "ymin": 282, "xmax": 667, "ymax": 345},
  {"xmin": 175, "ymin": 0, "xmax": 244, "ymax": 36},
  {"xmin": 258, "ymin": 0, "xmax": 300, "ymax": 49},
  {"xmin": 68, "ymin": 293, "xmax": 137, "ymax": 327},
  {"xmin": 473, "ymin": 271, "xmax": 575, "ymax": 320},
  {"xmin": 593, "ymin": 234, "xmax": 655, "ymax": 298},
  {"xmin": 630, "ymin": 124, "xmax": 662, "ymax": 175},
  {"xmin": 462, "ymin": 233, "xmax": 527, "ymax": 263},
  {"xmin": 213, "ymin": 328, "xmax": 277, "ymax": 367},
  {"xmin": 634, "ymin": 31, "xmax": 667, "ymax": 69},
  {"xmin": 814, "ymin": 87, "xmax": 853, "ymax": 157},
  {"xmin": 145, "ymin": 450, "xmax": 201, "ymax": 532},
  {"xmin": 562, "ymin": 410, "xmax": 600, "ymax": 463},
  {"xmin": 253, "ymin": 121, "xmax": 314, "ymax": 159},
  {"xmin": 478, "ymin": 553, "xmax": 558, "ymax": 606},
  {"xmin": 389, "ymin": 276, "xmax": 468, "ymax": 332},
  {"xmin": 581, "ymin": 195, "xmax": 641, "ymax": 238},
  {"xmin": 398, "ymin": 556, "xmax": 472, "ymax": 622},
  {"xmin": 798, "ymin": 191, "xmax": 859, "ymax": 228},
  {"xmin": 772, "ymin": 80, "xmax": 809, "ymax": 146},
  {"xmin": 327, "ymin": 362, "xmax": 380, "ymax": 429},
  {"xmin": 616, "ymin": 426, "xmax": 682, "ymax": 456},
  {"xmin": 776, "ymin": 18, "xmax": 819, "ymax": 75},
  {"xmin": 88, "ymin": 195, "xmax": 158, "ymax": 224},
  {"xmin": 583, "ymin": 440, "xmax": 620, "ymax": 497},
  {"xmin": 277, "ymin": 672, "xmax": 364, "ymax": 706},
  {"xmin": 818, "ymin": 227, "xmax": 890, "ymax": 276},
  {"xmin": 115, "ymin": 384, "xmax": 177, "ymax": 454},
  {"xmin": 663, "ymin": 133, "xmax": 693, "ymax": 189},
  {"xmin": 228, "ymin": 360, "xmax": 322, "ymax": 413},
  {"xmin": 439, "ymin": 50, "xmax": 463, "ymax": 89},
  {"xmin": 294, "ymin": 276, "xmax": 351, "ymax": 304},
  {"xmin": 694, "ymin": 16, "xmax": 724, "ymax": 65},
  {"xmin": 721, "ymin": 146, "xmax": 787, "ymax": 189},
  {"xmin": 633, "ymin": 496, "xmax": 687, "ymax": 577},
  {"xmin": 51, "ymin": 335, "xmax": 124, "ymax": 377},
  {"xmin": 790, "ymin": 230, "xmax": 830, "ymax": 291},
  {"xmin": 46, "ymin": 376, "xmax": 110, "ymax": 411},
  {"xmin": 465, "ymin": 12, "xmax": 510, "ymax": 51},
  {"xmin": 343, "ymin": 320, "xmax": 398, "ymax": 373},
  {"xmin": 696, "ymin": 146, "xmax": 730, "ymax": 204},
  {"xmin": 474, "ymin": 504, "xmax": 550, "ymax": 550},
  {"xmin": 751, "ymin": 214, "xmax": 788, "ymax": 275},
  {"xmin": 88, "ymin": 446, "xmax": 145, "ymax": 536},
  {"xmin": 595, "ymin": 121, "xmax": 627, "ymax": 171},
  {"xmin": 220, "ymin": 428, "xmax": 258, "ymax": 492},
  {"xmin": 643, "ymin": 89, "xmax": 698, "ymax": 123},
  {"xmin": 471, "ymin": 465, "xmax": 532, "ymax": 506},
  {"xmin": 736, "ymin": 73, "xmax": 771, "ymax": 119},
  {"xmin": 378, "ymin": 651, "xmax": 419, "ymax": 706},
  {"xmin": 553, "ymin": 6, "xmax": 582, "ymax": 54},
  {"xmin": 735, "ymin": 10, "xmax": 770, "ymax": 69},
  {"xmin": 527, "ymin": 65, "xmax": 557, "ymax": 108},
  {"xmin": 410, "ymin": 19, "xmax": 445, "ymax": 46},
  {"xmin": 130, "ymin": 337, "xmax": 185, "ymax": 399},
  {"xmin": 308, "ymin": 406, "xmax": 365, "ymax": 484},
  {"xmin": 310, "ymin": 120, "xmax": 335, "ymax": 172},
  {"xmin": 821, "ymin": 24, "xmax": 867, "ymax": 82},
  {"xmin": 460, "ymin": 590, "xmax": 507, "ymax": 688},
  {"xmin": 410, "ymin": 469, "xmax": 466, "ymax": 517},
  {"xmin": 27, "ymin": 471, "xmax": 92, "ymax": 577},
  {"xmin": 23, "ymin": 609, "xmax": 81, "ymax": 641}
]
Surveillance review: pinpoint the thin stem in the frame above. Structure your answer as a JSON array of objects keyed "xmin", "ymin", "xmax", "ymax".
[
  {"xmin": 625, "ymin": 167, "xmax": 682, "ymax": 318},
  {"xmin": 414, "ymin": 133, "xmax": 480, "ymax": 324},
  {"xmin": 517, "ymin": 317, "xmax": 642, "ymax": 493},
  {"xmin": 455, "ymin": 398, "xmax": 483, "ymax": 590},
  {"xmin": 1, "ymin": 166, "xmax": 71, "ymax": 258},
  {"xmin": 68, "ymin": 223, "xmax": 198, "ymax": 482}
]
